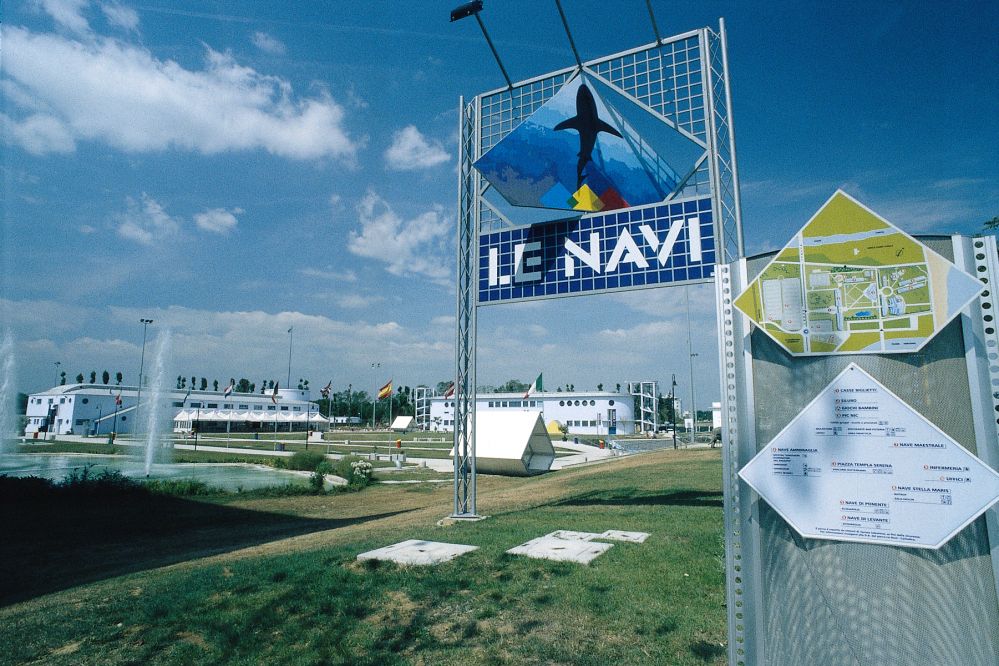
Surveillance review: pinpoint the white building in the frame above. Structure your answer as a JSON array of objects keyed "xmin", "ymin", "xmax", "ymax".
[
  {"xmin": 428, "ymin": 390, "xmax": 636, "ymax": 436},
  {"xmin": 23, "ymin": 384, "xmax": 320, "ymax": 438}
]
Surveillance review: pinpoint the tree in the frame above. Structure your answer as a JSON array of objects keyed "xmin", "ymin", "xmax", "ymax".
[
  {"xmin": 436, "ymin": 380, "xmax": 452, "ymax": 395},
  {"xmin": 181, "ymin": 377, "xmax": 187, "ymax": 389},
  {"xmin": 177, "ymin": 375, "xmax": 183, "ymax": 389},
  {"xmin": 615, "ymin": 383, "xmax": 621, "ymax": 393},
  {"xmin": 597, "ymin": 383, "xmax": 604, "ymax": 391},
  {"xmin": 250, "ymin": 383, "xmax": 256, "ymax": 393},
  {"xmin": 89, "ymin": 371, "xmax": 97, "ymax": 384},
  {"xmin": 984, "ymin": 216, "xmax": 998, "ymax": 232},
  {"xmin": 76, "ymin": 373, "xmax": 84, "ymax": 384},
  {"xmin": 115, "ymin": 371, "xmax": 122, "ymax": 385},
  {"xmin": 59, "ymin": 371, "xmax": 66, "ymax": 385},
  {"xmin": 191, "ymin": 376, "xmax": 196, "ymax": 389},
  {"xmin": 268, "ymin": 380, "xmax": 275, "ymax": 390},
  {"xmin": 236, "ymin": 378, "xmax": 251, "ymax": 393},
  {"xmin": 200, "ymin": 377, "xmax": 208, "ymax": 391},
  {"xmin": 213, "ymin": 379, "xmax": 219, "ymax": 392},
  {"xmin": 497, "ymin": 379, "xmax": 529, "ymax": 393},
  {"xmin": 102, "ymin": 370, "xmax": 110, "ymax": 385}
]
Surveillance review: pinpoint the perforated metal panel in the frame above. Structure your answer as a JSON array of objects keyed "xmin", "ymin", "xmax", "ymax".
[{"xmin": 727, "ymin": 236, "xmax": 999, "ymax": 665}]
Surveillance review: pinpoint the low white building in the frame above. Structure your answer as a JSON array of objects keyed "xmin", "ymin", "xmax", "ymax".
[
  {"xmin": 23, "ymin": 384, "xmax": 319, "ymax": 437},
  {"xmin": 427, "ymin": 390, "xmax": 635, "ymax": 436}
]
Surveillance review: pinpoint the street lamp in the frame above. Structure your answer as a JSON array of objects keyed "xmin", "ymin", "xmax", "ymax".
[
  {"xmin": 53, "ymin": 361, "xmax": 61, "ymax": 388},
  {"xmin": 670, "ymin": 373, "xmax": 678, "ymax": 450},
  {"xmin": 685, "ymin": 287, "xmax": 697, "ymax": 447},
  {"xmin": 286, "ymin": 326, "xmax": 293, "ymax": 388},
  {"xmin": 371, "ymin": 363, "xmax": 380, "ymax": 428}
]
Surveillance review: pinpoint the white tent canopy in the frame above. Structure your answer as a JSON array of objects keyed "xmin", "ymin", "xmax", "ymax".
[
  {"xmin": 391, "ymin": 416, "xmax": 414, "ymax": 431},
  {"xmin": 450, "ymin": 411, "xmax": 556, "ymax": 476},
  {"xmin": 173, "ymin": 409, "xmax": 328, "ymax": 424}
]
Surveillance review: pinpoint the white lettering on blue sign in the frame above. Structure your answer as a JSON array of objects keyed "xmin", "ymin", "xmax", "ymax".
[{"xmin": 479, "ymin": 197, "xmax": 715, "ymax": 304}]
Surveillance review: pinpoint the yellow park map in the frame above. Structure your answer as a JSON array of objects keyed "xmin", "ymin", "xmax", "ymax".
[{"xmin": 735, "ymin": 191, "xmax": 984, "ymax": 355}]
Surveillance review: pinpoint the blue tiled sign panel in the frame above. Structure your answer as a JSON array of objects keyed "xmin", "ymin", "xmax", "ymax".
[{"xmin": 478, "ymin": 196, "xmax": 715, "ymax": 304}]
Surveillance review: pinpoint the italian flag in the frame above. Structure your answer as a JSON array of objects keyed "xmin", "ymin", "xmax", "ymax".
[{"xmin": 523, "ymin": 373, "xmax": 543, "ymax": 399}]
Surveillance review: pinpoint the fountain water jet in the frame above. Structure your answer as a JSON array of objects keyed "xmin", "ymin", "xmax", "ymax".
[
  {"xmin": 142, "ymin": 330, "xmax": 172, "ymax": 476},
  {"xmin": 0, "ymin": 329, "xmax": 16, "ymax": 454}
]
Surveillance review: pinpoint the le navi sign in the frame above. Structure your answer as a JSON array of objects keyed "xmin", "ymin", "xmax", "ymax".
[{"xmin": 478, "ymin": 196, "xmax": 715, "ymax": 304}]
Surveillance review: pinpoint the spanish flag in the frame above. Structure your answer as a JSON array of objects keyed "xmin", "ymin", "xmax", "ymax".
[{"xmin": 377, "ymin": 380, "xmax": 393, "ymax": 400}]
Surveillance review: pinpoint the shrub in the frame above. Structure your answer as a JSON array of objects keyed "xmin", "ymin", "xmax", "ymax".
[
  {"xmin": 144, "ymin": 479, "xmax": 215, "ymax": 496},
  {"xmin": 332, "ymin": 456, "xmax": 373, "ymax": 489},
  {"xmin": 287, "ymin": 450, "xmax": 326, "ymax": 471}
]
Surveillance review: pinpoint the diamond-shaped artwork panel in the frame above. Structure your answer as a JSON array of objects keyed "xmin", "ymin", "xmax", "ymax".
[
  {"xmin": 473, "ymin": 74, "xmax": 702, "ymax": 213},
  {"xmin": 734, "ymin": 190, "xmax": 984, "ymax": 355},
  {"xmin": 739, "ymin": 364, "xmax": 999, "ymax": 549}
]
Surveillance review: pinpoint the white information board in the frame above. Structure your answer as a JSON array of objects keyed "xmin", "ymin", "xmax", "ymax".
[{"xmin": 739, "ymin": 363, "xmax": 999, "ymax": 549}]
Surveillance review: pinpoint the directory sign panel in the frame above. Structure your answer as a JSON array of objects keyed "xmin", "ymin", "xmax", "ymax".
[
  {"xmin": 478, "ymin": 195, "xmax": 714, "ymax": 304},
  {"xmin": 734, "ymin": 191, "xmax": 984, "ymax": 355},
  {"xmin": 739, "ymin": 364, "xmax": 999, "ymax": 549}
]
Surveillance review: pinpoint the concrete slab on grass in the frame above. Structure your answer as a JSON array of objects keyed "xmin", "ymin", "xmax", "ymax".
[
  {"xmin": 357, "ymin": 539, "xmax": 478, "ymax": 566},
  {"xmin": 549, "ymin": 530, "xmax": 602, "ymax": 541},
  {"xmin": 507, "ymin": 536, "xmax": 613, "ymax": 564},
  {"xmin": 599, "ymin": 530, "xmax": 650, "ymax": 543}
]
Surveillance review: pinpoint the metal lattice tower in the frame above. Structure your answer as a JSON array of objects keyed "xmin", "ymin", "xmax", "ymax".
[
  {"xmin": 454, "ymin": 21, "xmax": 743, "ymax": 518},
  {"xmin": 628, "ymin": 381, "xmax": 659, "ymax": 433},
  {"xmin": 414, "ymin": 386, "xmax": 433, "ymax": 431}
]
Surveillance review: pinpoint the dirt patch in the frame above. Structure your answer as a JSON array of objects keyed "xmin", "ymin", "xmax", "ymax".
[
  {"xmin": 366, "ymin": 590, "xmax": 418, "ymax": 627},
  {"xmin": 177, "ymin": 631, "xmax": 209, "ymax": 649},
  {"xmin": 50, "ymin": 640, "xmax": 82, "ymax": 656}
]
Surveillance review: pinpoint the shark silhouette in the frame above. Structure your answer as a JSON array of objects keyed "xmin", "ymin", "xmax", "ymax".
[{"xmin": 554, "ymin": 83, "xmax": 623, "ymax": 189}]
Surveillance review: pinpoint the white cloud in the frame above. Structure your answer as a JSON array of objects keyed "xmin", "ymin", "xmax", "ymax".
[
  {"xmin": 348, "ymin": 189, "xmax": 452, "ymax": 284},
  {"xmin": 384, "ymin": 125, "xmax": 450, "ymax": 170},
  {"xmin": 299, "ymin": 267, "xmax": 357, "ymax": 282},
  {"xmin": 333, "ymin": 293, "xmax": 384, "ymax": 309},
  {"xmin": 2, "ymin": 26, "xmax": 359, "ymax": 161},
  {"xmin": 251, "ymin": 31, "xmax": 286, "ymax": 55},
  {"xmin": 99, "ymin": 1, "xmax": 138, "ymax": 31},
  {"xmin": 115, "ymin": 193, "xmax": 180, "ymax": 245},
  {"xmin": 36, "ymin": 0, "xmax": 90, "ymax": 34},
  {"xmin": 0, "ymin": 112, "xmax": 75, "ymax": 155},
  {"xmin": 194, "ymin": 207, "xmax": 241, "ymax": 234},
  {"xmin": 79, "ymin": 224, "xmax": 97, "ymax": 234}
]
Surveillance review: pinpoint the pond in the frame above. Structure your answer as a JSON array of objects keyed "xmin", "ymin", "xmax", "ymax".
[{"xmin": 0, "ymin": 453, "xmax": 315, "ymax": 492}]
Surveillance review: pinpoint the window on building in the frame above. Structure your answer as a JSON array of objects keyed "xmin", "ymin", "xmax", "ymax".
[
  {"xmin": 293, "ymin": 406, "xmax": 300, "ymax": 411},
  {"xmin": 559, "ymin": 401, "xmax": 565, "ymax": 406},
  {"xmin": 590, "ymin": 400, "xmax": 596, "ymax": 406},
  {"xmin": 268, "ymin": 406, "xmax": 276, "ymax": 411},
  {"xmin": 488, "ymin": 401, "xmax": 494, "ymax": 407},
  {"xmin": 609, "ymin": 400, "xmax": 615, "ymax": 406},
  {"xmin": 172, "ymin": 401, "xmax": 184, "ymax": 407},
  {"xmin": 82, "ymin": 398, "xmax": 89, "ymax": 404},
  {"xmin": 207, "ymin": 403, "xmax": 218, "ymax": 408},
  {"xmin": 190, "ymin": 402, "xmax": 202, "ymax": 408},
  {"xmin": 510, "ymin": 400, "xmax": 521, "ymax": 407},
  {"xmin": 60, "ymin": 398, "xmax": 65, "ymax": 404},
  {"xmin": 224, "ymin": 404, "xmax": 233, "ymax": 409},
  {"xmin": 239, "ymin": 404, "xmax": 249, "ymax": 409},
  {"xmin": 279, "ymin": 406, "xmax": 288, "ymax": 411},
  {"xmin": 121, "ymin": 416, "xmax": 127, "ymax": 421},
  {"xmin": 75, "ymin": 419, "xmax": 85, "ymax": 425}
]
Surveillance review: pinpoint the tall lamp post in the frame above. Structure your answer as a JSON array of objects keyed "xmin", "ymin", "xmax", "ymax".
[
  {"xmin": 670, "ymin": 373, "xmax": 678, "ymax": 450},
  {"xmin": 370, "ymin": 363, "xmax": 381, "ymax": 429},
  {"xmin": 685, "ymin": 287, "xmax": 697, "ymax": 447},
  {"xmin": 286, "ymin": 327, "xmax": 293, "ymax": 389},
  {"xmin": 135, "ymin": 318, "xmax": 153, "ymax": 438},
  {"xmin": 53, "ymin": 361, "xmax": 61, "ymax": 388}
]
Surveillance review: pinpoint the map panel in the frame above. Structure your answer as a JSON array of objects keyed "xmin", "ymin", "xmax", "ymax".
[
  {"xmin": 739, "ymin": 364, "xmax": 999, "ymax": 549},
  {"xmin": 734, "ymin": 190, "xmax": 984, "ymax": 355}
]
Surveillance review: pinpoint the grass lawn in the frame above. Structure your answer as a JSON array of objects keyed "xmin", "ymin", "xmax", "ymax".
[{"xmin": 0, "ymin": 449, "xmax": 726, "ymax": 665}]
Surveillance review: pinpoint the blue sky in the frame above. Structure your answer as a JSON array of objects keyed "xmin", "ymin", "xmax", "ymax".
[{"xmin": 2, "ymin": 1, "xmax": 997, "ymax": 408}]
